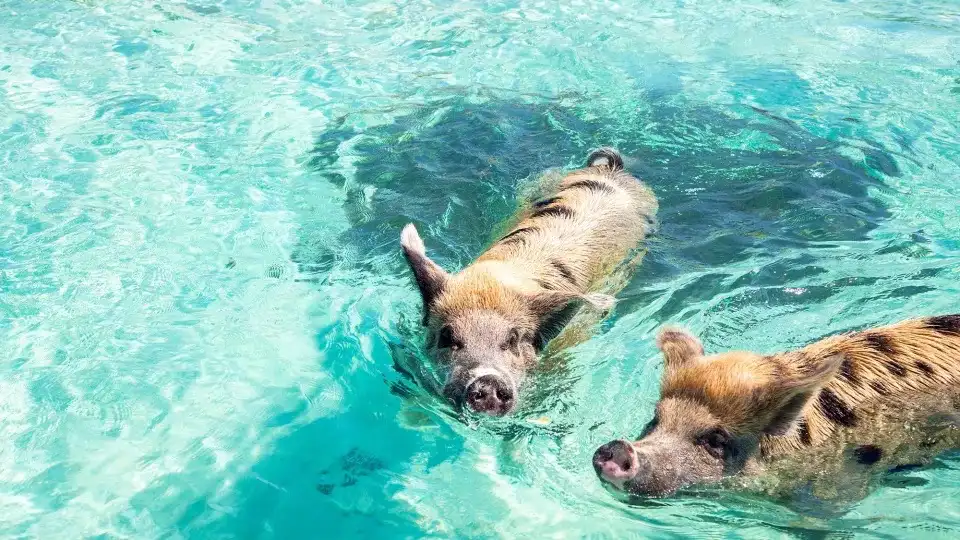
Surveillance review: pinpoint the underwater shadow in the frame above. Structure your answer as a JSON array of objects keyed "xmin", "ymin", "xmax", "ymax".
[{"xmin": 295, "ymin": 93, "xmax": 899, "ymax": 317}]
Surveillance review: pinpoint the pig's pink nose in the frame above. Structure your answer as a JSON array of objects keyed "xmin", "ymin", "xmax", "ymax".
[
  {"xmin": 465, "ymin": 374, "xmax": 514, "ymax": 416},
  {"xmin": 592, "ymin": 440, "xmax": 639, "ymax": 486}
]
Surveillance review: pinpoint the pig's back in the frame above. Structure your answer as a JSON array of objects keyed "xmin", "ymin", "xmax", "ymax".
[{"xmin": 477, "ymin": 165, "xmax": 657, "ymax": 294}]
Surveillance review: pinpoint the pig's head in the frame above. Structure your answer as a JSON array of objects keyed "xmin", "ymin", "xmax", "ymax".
[
  {"xmin": 594, "ymin": 327, "xmax": 843, "ymax": 497},
  {"xmin": 401, "ymin": 224, "xmax": 612, "ymax": 416}
]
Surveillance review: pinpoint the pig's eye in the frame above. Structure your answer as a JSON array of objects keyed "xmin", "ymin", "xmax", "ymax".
[
  {"xmin": 437, "ymin": 326, "xmax": 462, "ymax": 350},
  {"xmin": 696, "ymin": 427, "xmax": 731, "ymax": 460},
  {"xmin": 502, "ymin": 328, "xmax": 521, "ymax": 351}
]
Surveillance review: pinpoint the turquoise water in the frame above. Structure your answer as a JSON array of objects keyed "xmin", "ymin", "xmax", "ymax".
[{"xmin": 1, "ymin": 0, "xmax": 959, "ymax": 537}]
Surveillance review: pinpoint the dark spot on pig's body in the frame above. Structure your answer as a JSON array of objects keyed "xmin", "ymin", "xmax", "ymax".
[
  {"xmin": 853, "ymin": 444, "xmax": 883, "ymax": 465},
  {"xmin": 864, "ymin": 333, "xmax": 897, "ymax": 355},
  {"xmin": 884, "ymin": 359, "xmax": 907, "ymax": 378},
  {"xmin": 870, "ymin": 381, "xmax": 891, "ymax": 396},
  {"xmin": 564, "ymin": 179, "xmax": 615, "ymax": 194},
  {"xmin": 928, "ymin": 315, "xmax": 960, "ymax": 336},
  {"xmin": 861, "ymin": 332, "xmax": 904, "ymax": 379},
  {"xmin": 531, "ymin": 204, "xmax": 576, "ymax": 220},
  {"xmin": 533, "ymin": 196, "xmax": 562, "ymax": 209},
  {"xmin": 839, "ymin": 358, "xmax": 859, "ymax": 386},
  {"xmin": 498, "ymin": 226, "xmax": 537, "ymax": 246},
  {"xmin": 796, "ymin": 419, "xmax": 812, "ymax": 445},
  {"xmin": 551, "ymin": 259, "xmax": 578, "ymax": 286},
  {"xmin": 916, "ymin": 361, "xmax": 935, "ymax": 377},
  {"xmin": 818, "ymin": 388, "xmax": 857, "ymax": 427}
]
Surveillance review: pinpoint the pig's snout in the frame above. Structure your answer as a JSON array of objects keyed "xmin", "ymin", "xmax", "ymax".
[
  {"xmin": 593, "ymin": 440, "xmax": 641, "ymax": 488},
  {"xmin": 464, "ymin": 374, "xmax": 515, "ymax": 416}
]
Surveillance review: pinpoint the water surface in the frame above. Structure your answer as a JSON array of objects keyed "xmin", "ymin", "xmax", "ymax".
[{"xmin": 1, "ymin": 0, "xmax": 959, "ymax": 538}]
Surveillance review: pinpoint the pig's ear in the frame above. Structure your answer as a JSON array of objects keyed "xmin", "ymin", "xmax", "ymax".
[
  {"xmin": 656, "ymin": 327, "xmax": 704, "ymax": 370},
  {"xmin": 762, "ymin": 353, "xmax": 844, "ymax": 436},
  {"xmin": 528, "ymin": 291, "xmax": 615, "ymax": 348},
  {"xmin": 400, "ymin": 224, "xmax": 448, "ymax": 323}
]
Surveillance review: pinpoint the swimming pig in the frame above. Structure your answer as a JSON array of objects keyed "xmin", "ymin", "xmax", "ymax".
[
  {"xmin": 593, "ymin": 315, "xmax": 960, "ymax": 502},
  {"xmin": 401, "ymin": 149, "xmax": 657, "ymax": 416}
]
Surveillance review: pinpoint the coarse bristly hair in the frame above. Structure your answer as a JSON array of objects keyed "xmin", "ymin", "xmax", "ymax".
[
  {"xmin": 623, "ymin": 315, "xmax": 960, "ymax": 499},
  {"xmin": 402, "ymin": 147, "xmax": 656, "ymax": 341},
  {"xmin": 400, "ymin": 148, "xmax": 657, "ymax": 414},
  {"xmin": 658, "ymin": 316, "xmax": 960, "ymax": 447}
]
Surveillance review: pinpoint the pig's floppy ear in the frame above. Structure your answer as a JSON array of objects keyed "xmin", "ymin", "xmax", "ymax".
[
  {"xmin": 762, "ymin": 353, "xmax": 844, "ymax": 436},
  {"xmin": 528, "ymin": 291, "xmax": 615, "ymax": 349},
  {"xmin": 656, "ymin": 327, "xmax": 705, "ymax": 370},
  {"xmin": 400, "ymin": 224, "xmax": 449, "ymax": 324}
]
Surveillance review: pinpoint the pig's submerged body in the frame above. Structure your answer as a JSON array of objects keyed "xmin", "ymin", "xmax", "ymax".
[{"xmin": 741, "ymin": 389, "xmax": 960, "ymax": 504}]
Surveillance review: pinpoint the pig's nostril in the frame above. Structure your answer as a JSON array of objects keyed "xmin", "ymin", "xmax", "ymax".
[
  {"xmin": 464, "ymin": 375, "xmax": 513, "ymax": 415},
  {"xmin": 593, "ymin": 440, "xmax": 638, "ymax": 482}
]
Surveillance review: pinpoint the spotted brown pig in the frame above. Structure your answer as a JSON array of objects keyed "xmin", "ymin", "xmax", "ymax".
[
  {"xmin": 401, "ymin": 149, "xmax": 657, "ymax": 416},
  {"xmin": 593, "ymin": 315, "xmax": 960, "ymax": 502}
]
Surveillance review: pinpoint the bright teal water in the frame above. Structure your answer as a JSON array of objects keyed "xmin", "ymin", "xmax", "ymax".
[{"xmin": 1, "ymin": 0, "xmax": 959, "ymax": 538}]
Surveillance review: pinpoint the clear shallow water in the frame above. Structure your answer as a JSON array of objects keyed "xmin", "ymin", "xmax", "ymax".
[{"xmin": 1, "ymin": 0, "xmax": 959, "ymax": 537}]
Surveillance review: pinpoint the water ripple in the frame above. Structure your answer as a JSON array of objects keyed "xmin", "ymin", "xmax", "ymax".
[{"xmin": 1, "ymin": 0, "xmax": 959, "ymax": 537}]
